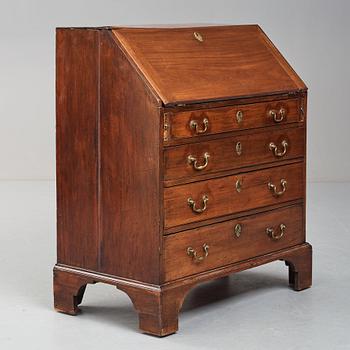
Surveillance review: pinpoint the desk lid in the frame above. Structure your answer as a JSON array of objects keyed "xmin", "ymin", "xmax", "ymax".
[{"xmin": 112, "ymin": 25, "xmax": 306, "ymax": 106}]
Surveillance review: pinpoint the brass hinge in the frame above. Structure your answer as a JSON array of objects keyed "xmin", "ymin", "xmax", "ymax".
[
  {"xmin": 163, "ymin": 113, "xmax": 171, "ymax": 142},
  {"xmin": 299, "ymin": 94, "xmax": 306, "ymax": 122}
]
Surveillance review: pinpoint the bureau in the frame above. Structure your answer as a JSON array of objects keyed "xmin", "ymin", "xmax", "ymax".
[{"xmin": 53, "ymin": 25, "xmax": 312, "ymax": 336}]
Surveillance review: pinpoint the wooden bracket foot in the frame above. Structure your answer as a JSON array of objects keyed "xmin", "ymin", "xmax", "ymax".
[
  {"xmin": 117, "ymin": 284, "xmax": 193, "ymax": 336},
  {"xmin": 53, "ymin": 267, "xmax": 95, "ymax": 315},
  {"xmin": 53, "ymin": 243, "xmax": 312, "ymax": 335},
  {"xmin": 284, "ymin": 243, "xmax": 312, "ymax": 291}
]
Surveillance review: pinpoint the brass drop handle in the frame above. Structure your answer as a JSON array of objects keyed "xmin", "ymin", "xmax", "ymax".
[
  {"xmin": 190, "ymin": 118, "xmax": 209, "ymax": 134},
  {"xmin": 268, "ymin": 179, "xmax": 287, "ymax": 197},
  {"xmin": 187, "ymin": 244, "xmax": 209, "ymax": 263},
  {"xmin": 266, "ymin": 223, "xmax": 286, "ymax": 240},
  {"xmin": 269, "ymin": 107, "xmax": 286, "ymax": 123},
  {"xmin": 188, "ymin": 195, "xmax": 209, "ymax": 213},
  {"xmin": 188, "ymin": 152, "xmax": 210, "ymax": 170},
  {"xmin": 269, "ymin": 140, "xmax": 288, "ymax": 157}
]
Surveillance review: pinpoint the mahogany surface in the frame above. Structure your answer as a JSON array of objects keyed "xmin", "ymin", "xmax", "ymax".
[
  {"xmin": 56, "ymin": 29, "xmax": 100, "ymax": 271},
  {"xmin": 113, "ymin": 25, "xmax": 306, "ymax": 105},
  {"xmin": 164, "ymin": 162, "xmax": 304, "ymax": 228},
  {"xmin": 164, "ymin": 126, "xmax": 304, "ymax": 180},
  {"xmin": 164, "ymin": 97, "xmax": 301, "ymax": 143},
  {"xmin": 99, "ymin": 31, "xmax": 162, "ymax": 283},
  {"xmin": 163, "ymin": 205, "xmax": 304, "ymax": 281},
  {"xmin": 54, "ymin": 25, "xmax": 312, "ymax": 336}
]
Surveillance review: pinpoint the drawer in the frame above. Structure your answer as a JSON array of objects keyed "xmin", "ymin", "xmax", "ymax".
[
  {"xmin": 163, "ymin": 205, "xmax": 304, "ymax": 281},
  {"xmin": 164, "ymin": 162, "xmax": 303, "ymax": 229},
  {"xmin": 164, "ymin": 98, "xmax": 301, "ymax": 142},
  {"xmin": 164, "ymin": 126, "xmax": 304, "ymax": 181}
]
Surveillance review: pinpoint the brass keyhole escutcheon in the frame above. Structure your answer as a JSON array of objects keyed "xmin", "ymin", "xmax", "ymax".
[
  {"xmin": 234, "ymin": 223, "xmax": 242, "ymax": 238},
  {"xmin": 236, "ymin": 141, "xmax": 242, "ymax": 156},
  {"xmin": 193, "ymin": 32, "xmax": 203, "ymax": 42},
  {"xmin": 236, "ymin": 110, "xmax": 243, "ymax": 123},
  {"xmin": 236, "ymin": 178, "xmax": 242, "ymax": 193}
]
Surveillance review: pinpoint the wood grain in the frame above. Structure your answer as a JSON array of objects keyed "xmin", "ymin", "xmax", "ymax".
[
  {"xmin": 56, "ymin": 28, "xmax": 100, "ymax": 270},
  {"xmin": 54, "ymin": 242, "xmax": 312, "ymax": 335},
  {"xmin": 165, "ymin": 97, "xmax": 301, "ymax": 142},
  {"xmin": 164, "ymin": 126, "xmax": 304, "ymax": 181},
  {"xmin": 54, "ymin": 26, "xmax": 311, "ymax": 337},
  {"xmin": 99, "ymin": 31, "xmax": 162, "ymax": 284},
  {"xmin": 164, "ymin": 162, "xmax": 304, "ymax": 228},
  {"xmin": 53, "ymin": 268, "xmax": 96, "ymax": 315},
  {"xmin": 113, "ymin": 25, "xmax": 306, "ymax": 105},
  {"xmin": 163, "ymin": 205, "xmax": 304, "ymax": 281}
]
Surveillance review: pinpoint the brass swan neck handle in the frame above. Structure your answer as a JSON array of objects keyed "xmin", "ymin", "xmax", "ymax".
[
  {"xmin": 269, "ymin": 140, "xmax": 288, "ymax": 157},
  {"xmin": 187, "ymin": 244, "xmax": 209, "ymax": 263},
  {"xmin": 187, "ymin": 195, "xmax": 209, "ymax": 213},
  {"xmin": 268, "ymin": 179, "xmax": 287, "ymax": 197},
  {"xmin": 189, "ymin": 118, "xmax": 209, "ymax": 134},
  {"xmin": 266, "ymin": 224, "xmax": 286, "ymax": 240}
]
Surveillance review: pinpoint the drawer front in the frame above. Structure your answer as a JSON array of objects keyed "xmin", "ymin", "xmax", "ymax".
[
  {"xmin": 165, "ymin": 98, "xmax": 301, "ymax": 142},
  {"xmin": 163, "ymin": 205, "xmax": 304, "ymax": 281},
  {"xmin": 165, "ymin": 126, "xmax": 304, "ymax": 181},
  {"xmin": 164, "ymin": 162, "xmax": 303, "ymax": 229}
]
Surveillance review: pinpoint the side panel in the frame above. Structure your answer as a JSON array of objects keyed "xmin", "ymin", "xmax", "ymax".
[
  {"xmin": 56, "ymin": 29, "xmax": 100, "ymax": 270},
  {"xmin": 100, "ymin": 31, "xmax": 161, "ymax": 284}
]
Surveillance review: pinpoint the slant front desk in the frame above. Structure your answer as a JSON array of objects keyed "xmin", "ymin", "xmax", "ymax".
[{"xmin": 54, "ymin": 25, "xmax": 312, "ymax": 336}]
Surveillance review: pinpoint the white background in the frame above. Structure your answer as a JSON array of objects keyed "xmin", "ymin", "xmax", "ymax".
[{"xmin": 0, "ymin": 0, "xmax": 349, "ymax": 181}]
